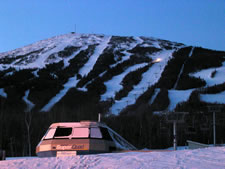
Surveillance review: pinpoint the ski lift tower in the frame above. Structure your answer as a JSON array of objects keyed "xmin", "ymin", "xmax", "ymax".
[
  {"xmin": 166, "ymin": 111, "xmax": 188, "ymax": 150},
  {"xmin": 207, "ymin": 105, "xmax": 222, "ymax": 146}
]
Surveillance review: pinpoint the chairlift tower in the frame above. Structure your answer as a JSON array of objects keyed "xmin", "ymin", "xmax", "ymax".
[
  {"xmin": 207, "ymin": 105, "xmax": 222, "ymax": 146},
  {"xmin": 166, "ymin": 111, "xmax": 188, "ymax": 150}
]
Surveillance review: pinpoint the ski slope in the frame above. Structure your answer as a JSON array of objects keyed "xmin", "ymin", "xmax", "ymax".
[
  {"xmin": 101, "ymin": 63, "xmax": 148, "ymax": 101},
  {"xmin": 41, "ymin": 36, "xmax": 111, "ymax": 112},
  {"xmin": 0, "ymin": 33, "xmax": 105, "ymax": 70},
  {"xmin": 1, "ymin": 147, "xmax": 225, "ymax": 169},
  {"xmin": 79, "ymin": 36, "xmax": 111, "ymax": 76},
  {"xmin": 0, "ymin": 88, "xmax": 7, "ymax": 98},
  {"xmin": 190, "ymin": 61, "xmax": 225, "ymax": 87},
  {"xmin": 23, "ymin": 90, "xmax": 35, "ymax": 112},
  {"xmin": 1, "ymin": 33, "xmax": 224, "ymax": 114},
  {"xmin": 200, "ymin": 91, "xmax": 225, "ymax": 104},
  {"xmin": 167, "ymin": 89, "xmax": 194, "ymax": 111},
  {"xmin": 110, "ymin": 50, "xmax": 174, "ymax": 114},
  {"xmin": 173, "ymin": 47, "xmax": 195, "ymax": 89}
]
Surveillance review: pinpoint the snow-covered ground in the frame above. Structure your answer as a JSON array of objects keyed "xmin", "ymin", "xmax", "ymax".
[
  {"xmin": 41, "ymin": 36, "xmax": 111, "ymax": 112},
  {"xmin": 23, "ymin": 90, "xmax": 35, "ymax": 112},
  {"xmin": 1, "ymin": 147, "xmax": 225, "ymax": 169},
  {"xmin": 110, "ymin": 50, "xmax": 174, "ymax": 114},
  {"xmin": 149, "ymin": 88, "xmax": 160, "ymax": 105},
  {"xmin": 167, "ymin": 89, "xmax": 194, "ymax": 111},
  {"xmin": 0, "ymin": 33, "xmax": 105, "ymax": 71},
  {"xmin": 200, "ymin": 91, "xmax": 225, "ymax": 104},
  {"xmin": 0, "ymin": 88, "xmax": 7, "ymax": 98},
  {"xmin": 173, "ymin": 47, "xmax": 194, "ymax": 89},
  {"xmin": 40, "ymin": 75, "xmax": 80, "ymax": 112},
  {"xmin": 101, "ymin": 63, "xmax": 148, "ymax": 101},
  {"xmin": 190, "ymin": 61, "xmax": 225, "ymax": 87},
  {"xmin": 1, "ymin": 33, "xmax": 224, "ymax": 114},
  {"xmin": 79, "ymin": 36, "xmax": 111, "ymax": 77}
]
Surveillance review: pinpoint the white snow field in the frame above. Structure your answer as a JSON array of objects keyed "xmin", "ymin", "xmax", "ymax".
[
  {"xmin": 1, "ymin": 147, "xmax": 225, "ymax": 169},
  {"xmin": 0, "ymin": 88, "xmax": 7, "ymax": 98},
  {"xmin": 200, "ymin": 90, "xmax": 225, "ymax": 104},
  {"xmin": 23, "ymin": 90, "xmax": 35, "ymax": 112},
  {"xmin": 167, "ymin": 89, "xmax": 194, "ymax": 111},
  {"xmin": 41, "ymin": 35, "xmax": 111, "ymax": 112},
  {"xmin": 110, "ymin": 50, "xmax": 174, "ymax": 114},
  {"xmin": 0, "ymin": 33, "xmax": 104, "ymax": 70},
  {"xmin": 190, "ymin": 61, "xmax": 225, "ymax": 87},
  {"xmin": 101, "ymin": 63, "xmax": 148, "ymax": 101}
]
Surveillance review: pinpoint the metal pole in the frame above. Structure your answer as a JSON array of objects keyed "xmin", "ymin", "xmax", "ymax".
[
  {"xmin": 173, "ymin": 121, "xmax": 177, "ymax": 150},
  {"xmin": 213, "ymin": 112, "xmax": 216, "ymax": 146},
  {"xmin": 98, "ymin": 113, "xmax": 101, "ymax": 122}
]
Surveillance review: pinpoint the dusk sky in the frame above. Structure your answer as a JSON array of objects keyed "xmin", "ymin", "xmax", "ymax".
[{"xmin": 0, "ymin": 0, "xmax": 224, "ymax": 53}]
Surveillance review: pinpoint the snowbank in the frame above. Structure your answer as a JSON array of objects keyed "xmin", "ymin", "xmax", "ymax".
[{"xmin": 1, "ymin": 147, "xmax": 225, "ymax": 169}]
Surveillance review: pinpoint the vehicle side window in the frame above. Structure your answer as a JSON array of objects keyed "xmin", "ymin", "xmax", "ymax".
[
  {"xmin": 54, "ymin": 128, "xmax": 72, "ymax": 137},
  {"xmin": 72, "ymin": 128, "xmax": 89, "ymax": 138},
  {"xmin": 44, "ymin": 128, "xmax": 56, "ymax": 139},
  {"xmin": 100, "ymin": 127, "xmax": 113, "ymax": 141},
  {"xmin": 90, "ymin": 128, "xmax": 102, "ymax": 138}
]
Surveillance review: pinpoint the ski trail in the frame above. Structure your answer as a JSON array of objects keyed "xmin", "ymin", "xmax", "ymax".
[
  {"xmin": 133, "ymin": 36, "xmax": 144, "ymax": 44},
  {"xmin": 80, "ymin": 36, "xmax": 142, "ymax": 91},
  {"xmin": 149, "ymin": 88, "xmax": 160, "ymax": 105},
  {"xmin": 173, "ymin": 47, "xmax": 194, "ymax": 89},
  {"xmin": 78, "ymin": 36, "xmax": 111, "ymax": 77},
  {"xmin": 188, "ymin": 46, "xmax": 195, "ymax": 57},
  {"xmin": 0, "ymin": 88, "xmax": 7, "ymax": 98},
  {"xmin": 167, "ymin": 47, "xmax": 195, "ymax": 111},
  {"xmin": 110, "ymin": 36, "xmax": 144, "ymax": 68},
  {"xmin": 28, "ymin": 36, "xmax": 76, "ymax": 68},
  {"xmin": 190, "ymin": 61, "xmax": 225, "ymax": 87},
  {"xmin": 41, "ymin": 36, "xmax": 111, "ymax": 112},
  {"xmin": 41, "ymin": 75, "xmax": 79, "ymax": 112},
  {"xmin": 101, "ymin": 63, "xmax": 148, "ymax": 101},
  {"xmin": 110, "ymin": 50, "xmax": 174, "ymax": 115},
  {"xmin": 63, "ymin": 45, "xmax": 89, "ymax": 68},
  {"xmin": 200, "ymin": 91, "xmax": 225, "ymax": 104},
  {"xmin": 168, "ymin": 89, "xmax": 194, "ymax": 111},
  {"xmin": 23, "ymin": 90, "xmax": 35, "ymax": 112}
]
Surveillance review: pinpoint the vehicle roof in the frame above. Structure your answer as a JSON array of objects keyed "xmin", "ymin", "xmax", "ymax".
[{"xmin": 49, "ymin": 121, "xmax": 106, "ymax": 128}]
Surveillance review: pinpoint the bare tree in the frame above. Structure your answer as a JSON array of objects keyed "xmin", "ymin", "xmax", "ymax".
[{"xmin": 25, "ymin": 111, "xmax": 32, "ymax": 156}]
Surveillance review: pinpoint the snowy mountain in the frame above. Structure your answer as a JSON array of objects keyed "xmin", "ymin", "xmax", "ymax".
[
  {"xmin": 1, "ymin": 33, "xmax": 224, "ymax": 114},
  {"xmin": 0, "ymin": 33, "xmax": 225, "ymax": 156}
]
